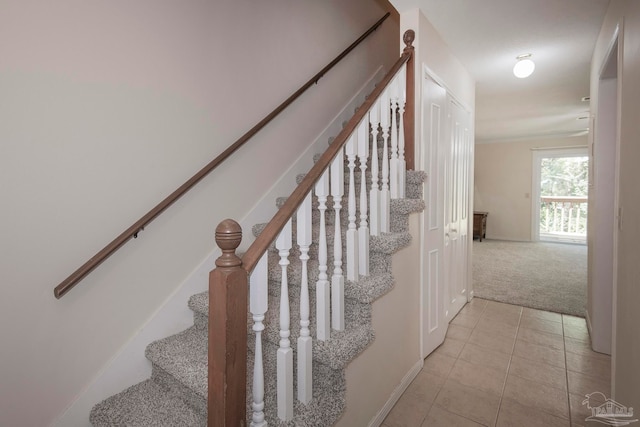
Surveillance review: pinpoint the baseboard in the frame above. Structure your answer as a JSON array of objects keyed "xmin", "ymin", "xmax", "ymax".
[
  {"xmin": 480, "ymin": 236, "xmax": 531, "ymax": 242},
  {"xmin": 367, "ymin": 359, "xmax": 423, "ymax": 427}
]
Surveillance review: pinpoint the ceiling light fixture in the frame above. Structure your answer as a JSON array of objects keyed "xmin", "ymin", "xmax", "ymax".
[{"xmin": 513, "ymin": 53, "xmax": 535, "ymax": 78}]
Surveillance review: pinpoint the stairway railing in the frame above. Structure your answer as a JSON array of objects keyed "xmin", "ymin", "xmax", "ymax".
[
  {"xmin": 208, "ymin": 30, "xmax": 415, "ymax": 426},
  {"xmin": 53, "ymin": 12, "xmax": 391, "ymax": 299}
]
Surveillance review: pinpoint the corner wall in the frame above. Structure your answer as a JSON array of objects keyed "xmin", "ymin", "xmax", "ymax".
[
  {"xmin": 474, "ymin": 135, "xmax": 587, "ymax": 241},
  {"xmin": 0, "ymin": 2, "xmax": 399, "ymax": 426},
  {"xmin": 590, "ymin": 0, "xmax": 640, "ymax": 411}
]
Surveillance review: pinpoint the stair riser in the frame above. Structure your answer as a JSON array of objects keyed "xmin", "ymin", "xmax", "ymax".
[{"xmin": 151, "ymin": 365, "xmax": 206, "ymax": 417}]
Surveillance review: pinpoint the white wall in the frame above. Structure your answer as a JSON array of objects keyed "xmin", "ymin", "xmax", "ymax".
[
  {"xmin": 590, "ymin": 0, "xmax": 640, "ymax": 411},
  {"xmin": 400, "ymin": 8, "xmax": 475, "ymax": 169},
  {"xmin": 474, "ymin": 135, "xmax": 588, "ymax": 241},
  {"xmin": 0, "ymin": 1, "xmax": 399, "ymax": 426},
  {"xmin": 336, "ymin": 214, "xmax": 423, "ymax": 427}
]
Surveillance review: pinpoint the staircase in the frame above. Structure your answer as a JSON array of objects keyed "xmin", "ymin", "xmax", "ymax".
[
  {"xmin": 89, "ymin": 150, "xmax": 425, "ymax": 426},
  {"xmin": 89, "ymin": 137, "xmax": 424, "ymax": 427}
]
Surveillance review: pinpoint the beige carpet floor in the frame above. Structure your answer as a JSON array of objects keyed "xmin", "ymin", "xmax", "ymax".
[{"xmin": 472, "ymin": 239, "xmax": 587, "ymax": 317}]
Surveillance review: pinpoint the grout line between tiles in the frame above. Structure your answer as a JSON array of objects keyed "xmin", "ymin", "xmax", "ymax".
[
  {"xmin": 493, "ymin": 306, "xmax": 522, "ymax": 427},
  {"xmin": 425, "ymin": 299, "xmax": 490, "ymax": 426},
  {"xmin": 562, "ymin": 314, "xmax": 574, "ymax": 427}
]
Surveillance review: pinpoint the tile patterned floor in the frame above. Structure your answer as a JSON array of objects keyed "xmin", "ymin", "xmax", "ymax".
[{"xmin": 382, "ymin": 298, "xmax": 612, "ymax": 427}]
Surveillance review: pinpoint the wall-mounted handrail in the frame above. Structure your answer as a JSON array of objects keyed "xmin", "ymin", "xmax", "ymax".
[{"xmin": 53, "ymin": 12, "xmax": 390, "ymax": 299}]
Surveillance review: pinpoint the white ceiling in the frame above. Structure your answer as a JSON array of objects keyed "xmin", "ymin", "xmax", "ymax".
[{"xmin": 389, "ymin": 0, "xmax": 611, "ymax": 142}]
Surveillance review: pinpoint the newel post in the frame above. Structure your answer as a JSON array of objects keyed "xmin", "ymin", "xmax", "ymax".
[
  {"xmin": 403, "ymin": 29, "xmax": 416, "ymax": 170},
  {"xmin": 209, "ymin": 219, "xmax": 247, "ymax": 427}
]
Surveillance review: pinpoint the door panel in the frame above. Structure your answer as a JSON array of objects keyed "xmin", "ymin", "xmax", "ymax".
[
  {"xmin": 421, "ymin": 76, "xmax": 447, "ymax": 358},
  {"xmin": 447, "ymin": 98, "xmax": 471, "ymax": 319}
]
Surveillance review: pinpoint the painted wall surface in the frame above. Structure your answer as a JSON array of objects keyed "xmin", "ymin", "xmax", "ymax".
[
  {"xmin": 590, "ymin": 0, "xmax": 640, "ymax": 411},
  {"xmin": 335, "ymin": 214, "xmax": 422, "ymax": 427},
  {"xmin": 474, "ymin": 136, "xmax": 587, "ymax": 241},
  {"xmin": 0, "ymin": 1, "xmax": 399, "ymax": 426},
  {"xmin": 400, "ymin": 8, "xmax": 475, "ymax": 166}
]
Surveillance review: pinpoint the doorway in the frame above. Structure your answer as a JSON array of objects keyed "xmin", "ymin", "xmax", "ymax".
[
  {"xmin": 588, "ymin": 26, "xmax": 620, "ymax": 357},
  {"xmin": 532, "ymin": 148, "xmax": 589, "ymax": 244}
]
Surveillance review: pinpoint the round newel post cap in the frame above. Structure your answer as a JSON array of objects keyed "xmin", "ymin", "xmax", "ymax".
[
  {"xmin": 215, "ymin": 219, "xmax": 242, "ymax": 268},
  {"xmin": 403, "ymin": 30, "xmax": 415, "ymax": 49}
]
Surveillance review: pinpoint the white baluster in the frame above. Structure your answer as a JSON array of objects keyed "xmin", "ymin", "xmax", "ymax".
[
  {"xmin": 398, "ymin": 64, "xmax": 407, "ymax": 198},
  {"xmin": 380, "ymin": 88, "xmax": 391, "ymax": 232},
  {"xmin": 390, "ymin": 75, "xmax": 400, "ymax": 199},
  {"xmin": 315, "ymin": 170, "xmax": 330, "ymax": 341},
  {"xmin": 250, "ymin": 253, "xmax": 268, "ymax": 427},
  {"xmin": 297, "ymin": 192, "xmax": 312, "ymax": 404},
  {"xmin": 357, "ymin": 119, "xmax": 370, "ymax": 276},
  {"xmin": 276, "ymin": 219, "xmax": 293, "ymax": 421},
  {"xmin": 330, "ymin": 150, "xmax": 345, "ymax": 331},
  {"xmin": 369, "ymin": 100, "xmax": 381, "ymax": 237},
  {"xmin": 345, "ymin": 135, "xmax": 359, "ymax": 282}
]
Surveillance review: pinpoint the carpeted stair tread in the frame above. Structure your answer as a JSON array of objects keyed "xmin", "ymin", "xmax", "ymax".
[
  {"xmin": 259, "ymin": 292, "xmax": 373, "ymax": 370},
  {"xmin": 189, "ymin": 288, "xmax": 375, "ymax": 371},
  {"xmin": 188, "ymin": 291, "xmax": 207, "ymax": 317},
  {"xmin": 251, "ymin": 339, "xmax": 346, "ymax": 427},
  {"xmin": 255, "ymin": 198, "xmax": 422, "ymax": 245},
  {"xmin": 89, "ymin": 379, "xmax": 205, "ymax": 427},
  {"xmin": 390, "ymin": 198, "xmax": 425, "ymax": 215},
  {"xmin": 296, "ymin": 169, "xmax": 425, "ymax": 195},
  {"xmin": 266, "ymin": 262, "xmax": 395, "ymax": 305},
  {"xmin": 370, "ymin": 231, "xmax": 412, "ymax": 254},
  {"xmin": 344, "ymin": 272, "xmax": 395, "ymax": 303},
  {"xmin": 253, "ymin": 318, "xmax": 374, "ymax": 372},
  {"xmin": 274, "ymin": 195, "xmax": 424, "ymax": 216},
  {"xmin": 145, "ymin": 327, "xmax": 208, "ymax": 403},
  {"xmin": 406, "ymin": 170, "xmax": 427, "ymax": 186}
]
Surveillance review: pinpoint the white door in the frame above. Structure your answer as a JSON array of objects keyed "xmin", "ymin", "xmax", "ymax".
[
  {"xmin": 421, "ymin": 76, "xmax": 447, "ymax": 358},
  {"xmin": 446, "ymin": 98, "xmax": 472, "ymax": 319},
  {"xmin": 421, "ymin": 75, "xmax": 474, "ymax": 358}
]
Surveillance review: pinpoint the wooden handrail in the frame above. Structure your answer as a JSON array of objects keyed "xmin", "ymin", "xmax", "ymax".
[
  {"xmin": 241, "ymin": 31, "xmax": 415, "ymax": 274},
  {"xmin": 53, "ymin": 13, "xmax": 391, "ymax": 299}
]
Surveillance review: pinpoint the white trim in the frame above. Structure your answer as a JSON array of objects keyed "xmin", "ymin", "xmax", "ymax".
[
  {"xmin": 367, "ymin": 359, "xmax": 423, "ymax": 427},
  {"xmin": 605, "ymin": 18, "xmax": 623, "ymax": 397},
  {"xmin": 586, "ymin": 309, "xmax": 594, "ymax": 348},
  {"xmin": 530, "ymin": 145, "xmax": 587, "ymax": 151},
  {"xmin": 418, "ymin": 208, "xmax": 426, "ymax": 357},
  {"xmin": 599, "ymin": 23, "xmax": 620, "ymax": 78},
  {"xmin": 422, "ymin": 65, "xmax": 472, "ymax": 115}
]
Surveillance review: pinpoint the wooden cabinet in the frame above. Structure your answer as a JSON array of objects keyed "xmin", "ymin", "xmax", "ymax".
[{"xmin": 473, "ymin": 211, "xmax": 488, "ymax": 241}]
